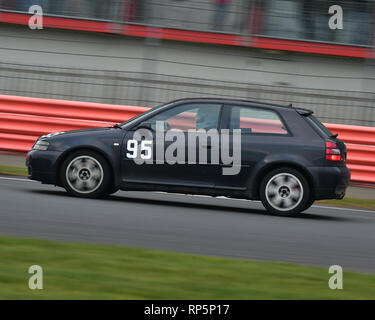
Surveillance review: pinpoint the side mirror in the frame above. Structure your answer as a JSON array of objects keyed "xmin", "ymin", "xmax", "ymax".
[{"xmin": 137, "ymin": 121, "xmax": 154, "ymax": 131}]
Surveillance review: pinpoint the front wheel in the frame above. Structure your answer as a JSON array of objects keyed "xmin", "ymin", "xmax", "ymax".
[
  {"xmin": 260, "ymin": 168, "xmax": 311, "ymax": 217},
  {"xmin": 60, "ymin": 150, "xmax": 113, "ymax": 198}
]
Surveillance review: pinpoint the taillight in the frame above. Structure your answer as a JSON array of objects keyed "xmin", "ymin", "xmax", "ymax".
[{"xmin": 326, "ymin": 141, "xmax": 341, "ymax": 161}]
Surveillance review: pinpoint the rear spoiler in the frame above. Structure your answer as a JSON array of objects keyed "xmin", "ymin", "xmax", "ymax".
[{"xmin": 295, "ymin": 108, "xmax": 314, "ymax": 116}]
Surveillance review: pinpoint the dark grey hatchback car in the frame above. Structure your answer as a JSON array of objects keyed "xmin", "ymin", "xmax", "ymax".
[{"xmin": 26, "ymin": 98, "xmax": 350, "ymax": 216}]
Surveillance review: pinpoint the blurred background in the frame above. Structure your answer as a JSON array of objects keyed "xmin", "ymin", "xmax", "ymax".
[
  {"xmin": 1, "ymin": 0, "xmax": 373, "ymax": 44},
  {"xmin": 0, "ymin": 0, "xmax": 374, "ymax": 126},
  {"xmin": 0, "ymin": 2, "xmax": 375, "ymax": 298}
]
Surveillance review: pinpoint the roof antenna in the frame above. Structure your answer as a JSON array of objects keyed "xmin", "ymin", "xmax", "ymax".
[{"xmin": 288, "ymin": 103, "xmax": 293, "ymax": 108}]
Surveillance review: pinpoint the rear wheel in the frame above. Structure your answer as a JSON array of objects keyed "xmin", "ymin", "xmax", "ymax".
[
  {"xmin": 60, "ymin": 150, "xmax": 113, "ymax": 198},
  {"xmin": 260, "ymin": 167, "xmax": 310, "ymax": 217},
  {"xmin": 302, "ymin": 196, "xmax": 315, "ymax": 212},
  {"xmin": 107, "ymin": 186, "xmax": 120, "ymax": 195}
]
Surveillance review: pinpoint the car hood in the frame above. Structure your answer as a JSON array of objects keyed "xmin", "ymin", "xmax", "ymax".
[{"xmin": 41, "ymin": 127, "xmax": 115, "ymax": 139}]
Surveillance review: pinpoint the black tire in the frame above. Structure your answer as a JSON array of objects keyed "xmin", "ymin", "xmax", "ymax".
[
  {"xmin": 107, "ymin": 186, "xmax": 120, "ymax": 196},
  {"xmin": 260, "ymin": 167, "xmax": 311, "ymax": 217},
  {"xmin": 60, "ymin": 150, "xmax": 113, "ymax": 198},
  {"xmin": 301, "ymin": 196, "xmax": 315, "ymax": 212}
]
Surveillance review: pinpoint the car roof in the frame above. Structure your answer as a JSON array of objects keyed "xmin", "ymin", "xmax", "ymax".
[{"xmin": 169, "ymin": 97, "xmax": 295, "ymax": 111}]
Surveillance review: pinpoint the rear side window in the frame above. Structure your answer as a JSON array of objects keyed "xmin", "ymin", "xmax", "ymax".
[
  {"xmin": 305, "ymin": 115, "xmax": 334, "ymax": 138},
  {"xmin": 228, "ymin": 106, "xmax": 288, "ymax": 135}
]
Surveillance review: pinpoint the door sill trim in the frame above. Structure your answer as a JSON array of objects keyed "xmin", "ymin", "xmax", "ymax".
[{"xmin": 122, "ymin": 179, "xmax": 246, "ymax": 191}]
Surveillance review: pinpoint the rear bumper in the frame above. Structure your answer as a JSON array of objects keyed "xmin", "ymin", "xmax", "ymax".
[
  {"xmin": 309, "ymin": 165, "xmax": 351, "ymax": 200},
  {"xmin": 26, "ymin": 150, "xmax": 62, "ymax": 185}
]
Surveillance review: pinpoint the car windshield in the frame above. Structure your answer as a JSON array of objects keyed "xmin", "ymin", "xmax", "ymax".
[{"xmin": 119, "ymin": 102, "xmax": 169, "ymax": 128}]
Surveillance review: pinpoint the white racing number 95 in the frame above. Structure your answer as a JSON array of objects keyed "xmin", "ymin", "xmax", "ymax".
[{"xmin": 126, "ymin": 140, "xmax": 153, "ymax": 160}]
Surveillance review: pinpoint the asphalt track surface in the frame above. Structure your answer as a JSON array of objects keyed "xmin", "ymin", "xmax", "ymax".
[{"xmin": 0, "ymin": 176, "xmax": 374, "ymax": 273}]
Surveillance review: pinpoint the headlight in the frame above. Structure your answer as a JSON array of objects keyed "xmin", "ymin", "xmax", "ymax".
[{"xmin": 33, "ymin": 140, "xmax": 50, "ymax": 151}]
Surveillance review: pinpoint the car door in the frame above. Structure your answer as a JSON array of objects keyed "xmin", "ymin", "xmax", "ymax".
[
  {"xmin": 215, "ymin": 104, "xmax": 290, "ymax": 190},
  {"xmin": 121, "ymin": 102, "xmax": 223, "ymax": 189}
]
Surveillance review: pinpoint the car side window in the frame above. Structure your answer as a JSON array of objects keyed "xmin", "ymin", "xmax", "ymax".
[
  {"xmin": 228, "ymin": 106, "xmax": 288, "ymax": 135},
  {"xmin": 146, "ymin": 103, "xmax": 221, "ymax": 131}
]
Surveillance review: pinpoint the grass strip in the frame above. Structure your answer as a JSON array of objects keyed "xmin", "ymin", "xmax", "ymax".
[
  {"xmin": 0, "ymin": 165, "xmax": 27, "ymax": 176},
  {"xmin": 0, "ymin": 236, "xmax": 374, "ymax": 299},
  {"xmin": 317, "ymin": 198, "xmax": 375, "ymax": 210}
]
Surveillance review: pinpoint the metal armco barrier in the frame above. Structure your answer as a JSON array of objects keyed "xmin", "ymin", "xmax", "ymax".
[
  {"xmin": 319, "ymin": 124, "xmax": 375, "ymax": 184},
  {"xmin": 0, "ymin": 94, "xmax": 149, "ymax": 122},
  {"xmin": 326, "ymin": 123, "xmax": 375, "ymax": 146},
  {"xmin": 0, "ymin": 94, "xmax": 149, "ymax": 153},
  {"xmin": 0, "ymin": 94, "xmax": 374, "ymax": 184}
]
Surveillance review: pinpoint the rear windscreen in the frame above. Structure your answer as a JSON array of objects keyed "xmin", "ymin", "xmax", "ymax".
[{"xmin": 305, "ymin": 115, "xmax": 334, "ymax": 138}]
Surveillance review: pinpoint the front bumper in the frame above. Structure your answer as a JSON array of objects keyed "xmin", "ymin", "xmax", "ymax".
[
  {"xmin": 309, "ymin": 165, "xmax": 351, "ymax": 200},
  {"xmin": 26, "ymin": 149, "xmax": 63, "ymax": 185}
]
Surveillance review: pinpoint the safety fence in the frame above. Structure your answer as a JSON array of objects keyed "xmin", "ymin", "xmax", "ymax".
[
  {"xmin": 1, "ymin": 62, "xmax": 374, "ymax": 128},
  {"xmin": 0, "ymin": 94, "xmax": 374, "ymax": 184}
]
